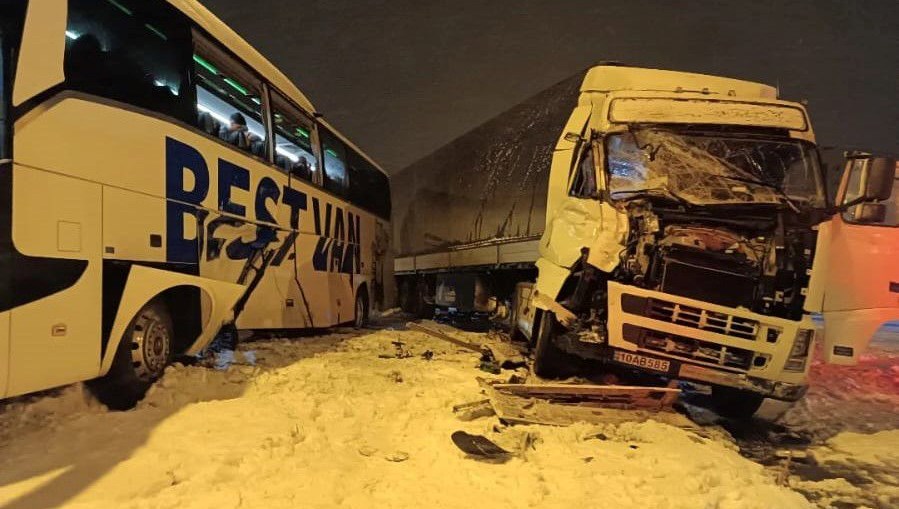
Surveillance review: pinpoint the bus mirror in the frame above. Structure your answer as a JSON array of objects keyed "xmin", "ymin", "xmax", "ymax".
[
  {"xmin": 864, "ymin": 157, "xmax": 896, "ymax": 202},
  {"xmin": 852, "ymin": 203, "xmax": 887, "ymax": 224}
]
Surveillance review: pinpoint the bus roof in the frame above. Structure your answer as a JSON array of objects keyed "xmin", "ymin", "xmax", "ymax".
[
  {"xmin": 582, "ymin": 65, "xmax": 778, "ymax": 100},
  {"xmin": 169, "ymin": 1, "xmax": 316, "ymax": 114},
  {"xmin": 169, "ymin": 0, "xmax": 388, "ymax": 176}
]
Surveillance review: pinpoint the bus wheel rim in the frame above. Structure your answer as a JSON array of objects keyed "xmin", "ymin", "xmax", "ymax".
[{"xmin": 131, "ymin": 312, "xmax": 171, "ymax": 381}]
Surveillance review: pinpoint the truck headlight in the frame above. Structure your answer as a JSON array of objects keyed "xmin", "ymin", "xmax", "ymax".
[{"xmin": 785, "ymin": 328, "xmax": 814, "ymax": 372}]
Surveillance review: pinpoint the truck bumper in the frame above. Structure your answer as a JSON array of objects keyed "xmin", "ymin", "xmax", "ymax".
[{"xmin": 556, "ymin": 281, "xmax": 814, "ymax": 401}]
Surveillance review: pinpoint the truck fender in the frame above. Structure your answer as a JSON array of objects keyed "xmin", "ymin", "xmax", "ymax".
[
  {"xmin": 531, "ymin": 259, "xmax": 578, "ymax": 327},
  {"xmin": 100, "ymin": 265, "xmax": 244, "ymax": 375}
]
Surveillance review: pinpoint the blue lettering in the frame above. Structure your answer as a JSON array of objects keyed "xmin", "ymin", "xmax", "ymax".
[
  {"xmin": 255, "ymin": 176, "xmax": 281, "ymax": 224},
  {"xmin": 164, "ymin": 138, "xmax": 363, "ymax": 275},
  {"xmin": 218, "ymin": 160, "xmax": 250, "ymax": 217},
  {"xmin": 281, "ymin": 186, "xmax": 307, "ymax": 230},
  {"xmin": 165, "ymin": 137, "xmax": 209, "ymax": 263},
  {"xmin": 330, "ymin": 208, "xmax": 345, "ymax": 272}
]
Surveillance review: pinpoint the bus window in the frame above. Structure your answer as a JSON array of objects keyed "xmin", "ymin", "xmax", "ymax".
[
  {"xmin": 193, "ymin": 37, "xmax": 267, "ymax": 159},
  {"xmin": 320, "ymin": 128, "xmax": 348, "ymax": 196},
  {"xmin": 270, "ymin": 91, "xmax": 317, "ymax": 181},
  {"xmin": 348, "ymin": 151, "xmax": 391, "ymax": 219},
  {"xmin": 64, "ymin": 0, "xmax": 194, "ymax": 123}
]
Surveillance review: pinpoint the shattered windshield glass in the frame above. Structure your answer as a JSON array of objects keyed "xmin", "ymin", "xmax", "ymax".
[{"xmin": 605, "ymin": 129, "xmax": 825, "ymax": 207}]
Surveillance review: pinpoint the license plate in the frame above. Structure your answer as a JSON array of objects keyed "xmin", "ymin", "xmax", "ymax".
[{"xmin": 613, "ymin": 351, "xmax": 671, "ymax": 372}]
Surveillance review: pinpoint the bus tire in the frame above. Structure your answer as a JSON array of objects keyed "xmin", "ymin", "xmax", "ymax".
[
  {"xmin": 354, "ymin": 288, "xmax": 369, "ymax": 329},
  {"xmin": 532, "ymin": 311, "xmax": 572, "ymax": 379},
  {"xmin": 88, "ymin": 300, "xmax": 174, "ymax": 410},
  {"xmin": 710, "ymin": 385, "xmax": 765, "ymax": 419}
]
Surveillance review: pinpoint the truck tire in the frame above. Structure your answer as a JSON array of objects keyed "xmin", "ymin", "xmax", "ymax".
[
  {"xmin": 710, "ymin": 385, "xmax": 765, "ymax": 419},
  {"xmin": 88, "ymin": 300, "xmax": 173, "ymax": 410},
  {"xmin": 414, "ymin": 278, "xmax": 434, "ymax": 319},
  {"xmin": 532, "ymin": 311, "xmax": 573, "ymax": 378}
]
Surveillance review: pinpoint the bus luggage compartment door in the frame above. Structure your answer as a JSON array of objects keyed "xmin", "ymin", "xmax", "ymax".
[{"xmin": 7, "ymin": 166, "xmax": 102, "ymax": 397}]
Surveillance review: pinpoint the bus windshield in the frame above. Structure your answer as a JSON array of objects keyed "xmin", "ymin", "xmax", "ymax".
[{"xmin": 605, "ymin": 129, "xmax": 825, "ymax": 208}]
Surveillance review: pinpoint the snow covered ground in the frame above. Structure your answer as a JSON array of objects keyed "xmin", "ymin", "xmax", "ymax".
[{"xmin": 0, "ymin": 322, "xmax": 895, "ymax": 509}]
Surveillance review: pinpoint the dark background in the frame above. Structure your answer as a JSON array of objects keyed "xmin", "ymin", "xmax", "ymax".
[{"xmin": 199, "ymin": 0, "xmax": 898, "ymax": 172}]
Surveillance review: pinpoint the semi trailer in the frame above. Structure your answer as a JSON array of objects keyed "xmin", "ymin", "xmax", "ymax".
[{"xmin": 395, "ymin": 64, "xmax": 899, "ymax": 416}]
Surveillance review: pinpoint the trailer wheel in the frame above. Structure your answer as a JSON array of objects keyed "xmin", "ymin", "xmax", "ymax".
[
  {"xmin": 414, "ymin": 278, "xmax": 434, "ymax": 319},
  {"xmin": 354, "ymin": 288, "xmax": 369, "ymax": 329},
  {"xmin": 710, "ymin": 385, "xmax": 765, "ymax": 419},
  {"xmin": 88, "ymin": 300, "xmax": 173, "ymax": 410},
  {"xmin": 532, "ymin": 311, "xmax": 574, "ymax": 378}
]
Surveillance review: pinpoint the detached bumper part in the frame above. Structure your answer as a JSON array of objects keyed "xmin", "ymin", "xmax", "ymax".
[{"xmin": 678, "ymin": 361, "xmax": 808, "ymax": 401}]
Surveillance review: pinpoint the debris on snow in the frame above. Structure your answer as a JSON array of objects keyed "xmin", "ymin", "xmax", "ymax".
[
  {"xmin": 452, "ymin": 399, "xmax": 496, "ymax": 421},
  {"xmin": 451, "ymin": 430, "xmax": 515, "ymax": 462},
  {"xmin": 2, "ymin": 325, "xmax": 880, "ymax": 509}
]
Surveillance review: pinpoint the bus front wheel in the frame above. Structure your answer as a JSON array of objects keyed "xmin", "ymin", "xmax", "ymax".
[{"xmin": 88, "ymin": 300, "xmax": 174, "ymax": 410}]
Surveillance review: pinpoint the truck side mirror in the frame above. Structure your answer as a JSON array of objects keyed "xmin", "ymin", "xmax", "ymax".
[
  {"xmin": 833, "ymin": 156, "xmax": 897, "ymax": 214},
  {"xmin": 864, "ymin": 157, "xmax": 896, "ymax": 201},
  {"xmin": 852, "ymin": 202, "xmax": 887, "ymax": 224}
]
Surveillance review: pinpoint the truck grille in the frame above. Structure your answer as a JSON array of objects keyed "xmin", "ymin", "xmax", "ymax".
[
  {"xmin": 622, "ymin": 324, "xmax": 754, "ymax": 371},
  {"xmin": 646, "ymin": 298, "xmax": 759, "ymax": 340}
]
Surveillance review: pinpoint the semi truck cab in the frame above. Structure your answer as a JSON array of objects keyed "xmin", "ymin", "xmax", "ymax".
[{"xmin": 518, "ymin": 65, "xmax": 899, "ymax": 417}]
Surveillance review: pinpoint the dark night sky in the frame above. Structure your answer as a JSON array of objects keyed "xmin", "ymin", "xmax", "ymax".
[{"xmin": 199, "ymin": 0, "xmax": 898, "ymax": 172}]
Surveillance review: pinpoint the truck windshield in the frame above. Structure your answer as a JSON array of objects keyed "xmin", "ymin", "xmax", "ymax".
[{"xmin": 605, "ymin": 129, "xmax": 825, "ymax": 208}]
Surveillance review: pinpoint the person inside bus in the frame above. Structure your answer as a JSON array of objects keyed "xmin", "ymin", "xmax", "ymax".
[
  {"xmin": 220, "ymin": 112, "xmax": 261, "ymax": 153},
  {"xmin": 290, "ymin": 155, "xmax": 313, "ymax": 181}
]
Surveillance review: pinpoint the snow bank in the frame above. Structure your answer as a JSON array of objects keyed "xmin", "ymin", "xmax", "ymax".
[
  {"xmin": 792, "ymin": 430, "xmax": 899, "ymax": 508},
  {"xmin": 0, "ymin": 328, "xmax": 812, "ymax": 509}
]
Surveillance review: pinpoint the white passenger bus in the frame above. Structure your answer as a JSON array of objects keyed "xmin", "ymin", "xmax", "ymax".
[{"xmin": 0, "ymin": 0, "xmax": 392, "ymax": 408}]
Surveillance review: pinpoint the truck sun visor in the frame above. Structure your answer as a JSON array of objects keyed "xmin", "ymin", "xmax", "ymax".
[{"xmin": 608, "ymin": 98, "xmax": 809, "ymax": 131}]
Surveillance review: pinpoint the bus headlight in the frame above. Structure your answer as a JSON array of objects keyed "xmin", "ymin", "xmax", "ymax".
[{"xmin": 785, "ymin": 328, "xmax": 814, "ymax": 372}]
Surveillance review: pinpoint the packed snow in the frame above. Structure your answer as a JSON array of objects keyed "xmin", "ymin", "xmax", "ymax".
[{"xmin": 0, "ymin": 323, "xmax": 895, "ymax": 509}]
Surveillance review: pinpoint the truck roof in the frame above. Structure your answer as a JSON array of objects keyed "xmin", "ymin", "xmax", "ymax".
[{"xmin": 582, "ymin": 65, "xmax": 778, "ymax": 100}]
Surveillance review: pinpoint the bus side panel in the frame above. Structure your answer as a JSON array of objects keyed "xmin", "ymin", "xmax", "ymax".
[
  {"xmin": 293, "ymin": 230, "xmax": 337, "ymax": 328},
  {"xmin": 8, "ymin": 165, "xmax": 102, "ymax": 397},
  {"xmin": 102, "ymin": 186, "xmax": 167, "ymax": 263},
  {"xmin": 230, "ymin": 226, "xmax": 315, "ymax": 331}
]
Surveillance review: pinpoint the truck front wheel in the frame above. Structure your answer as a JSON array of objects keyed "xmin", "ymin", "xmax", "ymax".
[
  {"xmin": 710, "ymin": 385, "xmax": 765, "ymax": 419},
  {"xmin": 532, "ymin": 311, "xmax": 574, "ymax": 378}
]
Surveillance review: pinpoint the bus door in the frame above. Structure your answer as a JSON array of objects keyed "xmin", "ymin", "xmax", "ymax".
[{"xmin": 3, "ymin": 2, "xmax": 104, "ymax": 397}]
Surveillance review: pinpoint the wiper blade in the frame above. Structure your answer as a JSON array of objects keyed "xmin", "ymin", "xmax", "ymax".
[{"xmin": 716, "ymin": 174, "xmax": 800, "ymax": 213}]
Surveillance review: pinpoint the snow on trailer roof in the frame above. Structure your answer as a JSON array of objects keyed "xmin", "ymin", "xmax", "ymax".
[
  {"xmin": 169, "ymin": 0, "xmax": 387, "ymax": 175},
  {"xmin": 582, "ymin": 65, "xmax": 778, "ymax": 100}
]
